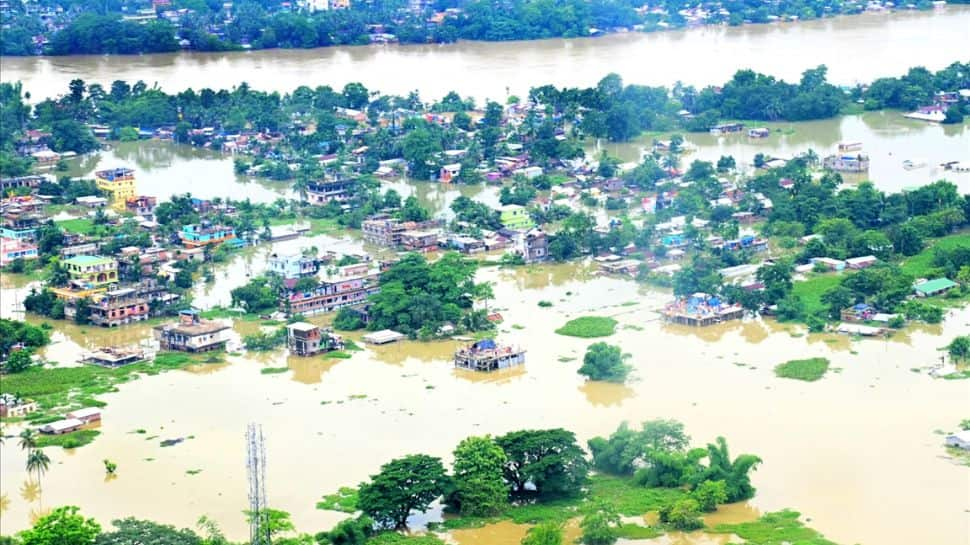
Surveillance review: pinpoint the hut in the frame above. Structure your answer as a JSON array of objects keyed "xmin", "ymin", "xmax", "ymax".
[{"xmin": 454, "ymin": 339, "xmax": 526, "ymax": 372}]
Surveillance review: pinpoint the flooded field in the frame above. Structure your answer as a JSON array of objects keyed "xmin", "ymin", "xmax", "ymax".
[{"xmin": 2, "ymin": 260, "xmax": 968, "ymax": 545}]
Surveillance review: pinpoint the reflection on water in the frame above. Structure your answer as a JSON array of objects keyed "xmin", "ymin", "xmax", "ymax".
[
  {"xmin": 579, "ymin": 381, "xmax": 636, "ymax": 407},
  {"xmin": 629, "ymin": 532, "xmax": 744, "ymax": 545},
  {"xmin": 65, "ymin": 140, "xmax": 291, "ymax": 204},
  {"xmin": 700, "ymin": 501, "xmax": 760, "ymax": 526}
]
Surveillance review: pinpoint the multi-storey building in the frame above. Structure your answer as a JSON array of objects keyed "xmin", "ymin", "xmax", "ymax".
[
  {"xmin": 179, "ymin": 222, "xmax": 236, "ymax": 248},
  {"xmin": 63, "ymin": 255, "xmax": 118, "ymax": 287},
  {"xmin": 95, "ymin": 168, "xmax": 137, "ymax": 211}
]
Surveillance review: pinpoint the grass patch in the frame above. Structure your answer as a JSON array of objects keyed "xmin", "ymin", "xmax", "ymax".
[
  {"xmin": 511, "ymin": 324, "xmax": 525, "ymax": 330},
  {"xmin": 538, "ymin": 301, "xmax": 553, "ymax": 307},
  {"xmin": 622, "ymin": 324, "xmax": 644, "ymax": 331},
  {"xmin": 343, "ymin": 339, "xmax": 363, "ymax": 351},
  {"xmin": 326, "ymin": 350, "xmax": 353, "ymax": 359},
  {"xmin": 708, "ymin": 509, "xmax": 839, "ymax": 545},
  {"xmin": 774, "ymin": 357, "xmax": 830, "ymax": 382},
  {"xmin": 55, "ymin": 217, "xmax": 96, "ymax": 235},
  {"xmin": 558, "ymin": 356, "xmax": 576, "ymax": 363},
  {"xmin": 900, "ymin": 231, "xmax": 970, "ymax": 278},
  {"xmin": 615, "ymin": 524, "xmax": 664, "ymax": 539},
  {"xmin": 791, "ymin": 274, "xmax": 841, "ymax": 318},
  {"xmin": 186, "ymin": 469, "xmax": 203, "ymax": 475},
  {"xmin": 317, "ymin": 486, "xmax": 359, "ymax": 513},
  {"xmin": 260, "ymin": 367, "xmax": 289, "ymax": 374},
  {"xmin": 555, "ymin": 316, "xmax": 618, "ymax": 338},
  {"xmin": 34, "ymin": 430, "xmax": 100, "ymax": 449}
]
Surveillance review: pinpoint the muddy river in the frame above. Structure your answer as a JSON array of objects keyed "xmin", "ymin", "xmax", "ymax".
[
  {"xmin": 2, "ymin": 7, "xmax": 969, "ymax": 102},
  {"xmin": 2, "ymin": 258, "xmax": 968, "ymax": 545}
]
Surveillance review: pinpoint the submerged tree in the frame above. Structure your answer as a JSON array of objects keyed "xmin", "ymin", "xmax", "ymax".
[
  {"xmin": 25, "ymin": 449, "xmax": 51, "ymax": 490},
  {"xmin": 692, "ymin": 437, "xmax": 762, "ymax": 502},
  {"xmin": 357, "ymin": 454, "xmax": 449, "ymax": 530}
]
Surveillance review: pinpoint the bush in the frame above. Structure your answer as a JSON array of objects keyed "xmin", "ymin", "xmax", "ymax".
[
  {"xmin": 578, "ymin": 343, "xmax": 631, "ymax": 383},
  {"xmin": 555, "ymin": 316, "xmax": 618, "ymax": 338},
  {"xmin": 334, "ymin": 307, "xmax": 365, "ymax": 330},
  {"xmin": 774, "ymin": 357, "xmax": 830, "ymax": 381},
  {"xmin": 659, "ymin": 498, "xmax": 703, "ymax": 531}
]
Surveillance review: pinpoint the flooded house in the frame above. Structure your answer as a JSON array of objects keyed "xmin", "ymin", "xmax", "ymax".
[
  {"xmin": 94, "ymin": 167, "xmax": 137, "ymax": 211},
  {"xmin": 40, "ymin": 418, "xmax": 84, "ymax": 435},
  {"xmin": 710, "ymin": 122, "xmax": 744, "ymax": 135},
  {"xmin": 179, "ymin": 222, "xmax": 237, "ymax": 248},
  {"xmin": 64, "ymin": 255, "xmax": 119, "ymax": 287},
  {"xmin": 154, "ymin": 310, "xmax": 230, "ymax": 352},
  {"xmin": 0, "ymin": 394, "xmax": 38, "ymax": 418},
  {"xmin": 0, "ymin": 174, "xmax": 46, "ymax": 193},
  {"xmin": 67, "ymin": 407, "xmax": 102, "ymax": 424},
  {"xmin": 362, "ymin": 329, "xmax": 405, "ymax": 344},
  {"xmin": 87, "ymin": 287, "xmax": 151, "ymax": 327},
  {"xmin": 823, "ymin": 154, "xmax": 870, "ymax": 172},
  {"xmin": 661, "ymin": 293, "xmax": 744, "ymax": 326},
  {"xmin": 400, "ymin": 229, "xmax": 439, "ymax": 251},
  {"xmin": 454, "ymin": 339, "xmax": 526, "ymax": 372},
  {"xmin": 0, "ymin": 237, "xmax": 39, "ymax": 267},
  {"xmin": 306, "ymin": 178, "xmax": 355, "ymax": 204},
  {"xmin": 283, "ymin": 264, "xmax": 381, "ymax": 316},
  {"xmin": 362, "ymin": 214, "xmax": 407, "ymax": 247},
  {"xmin": 747, "ymin": 127, "xmax": 770, "ymax": 138},
  {"xmin": 521, "ymin": 229, "xmax": 549, "ymax": 263},
  {"xmin": 125, "ymin": 195, "xmax": 158, "ymax": 218},
  {"xmin": 82, "ymin": 345, "xmax": 150, "ymax": 367},
  {"xmin": 500, "ymin": 204, "xmax": 535, "ymax": 230},
  {"xmin": 286, "ymin": 322, "xmax": 344, "ymax": 356},
  {"xmin": 268, "ymin": 253, "xmax": 320, "ymax": 279}
]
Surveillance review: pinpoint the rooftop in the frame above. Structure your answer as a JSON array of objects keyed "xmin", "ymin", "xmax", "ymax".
[{"xmin": 64, "ymin": 255, "xmax": 115, "ymax": 266}]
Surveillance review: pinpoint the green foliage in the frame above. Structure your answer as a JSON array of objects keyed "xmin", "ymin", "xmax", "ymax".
[
  {"xmin": 230, "ymin": 276, "xmax": 280, "ymax": 314},
  {"xmin": 333, "ymin": 308, "xmax": 365, "ymax": 331},
  {"xmin": 578, "ymin": 343, "xmax": 630, "ymax": 383},
  {"xmin": 366, "ymin": 253, "xmax": 487, "ymax": 336},
  {"xmin": 4, "ymin": 349, "xmax": 35, "ymax": 373},
  {"xmin": 316, "ymin": 487, "xmax": 359, "ymax": 513},
  {"xmin": 495, "ymin": 429, "xmax": 589, "ymax": 500},
  {"xmin": 243, "ymin": 327, "xmax": 287, "ymax": 351},
  {"xmin": 521, "ymin": 522, "xmax": 563, "ymax": 545},
  {"xmin": 358, "ymin": 455, "xmax": 450, "ymax": 530},
  {"xmin": 554, "ymin": 317, "xmax": 617, "ymax": 338},
  {"xmin": 19, "ymin": 506, "xmax": 101, "ymax": 545},
  {"xmin": 315, "ymin": 516, "xmax": 373, "ymax": 545},
  {"xmin": 579, "ymin": 503, "xmax": 620, "ymax": 545},
  {"xmin": 451, "ymin": 436, "xmax": 509, "ymax": 516},
  {"xmin": 690, "ymin": 480, "xmax": 728, "ymax": 512},
  {"xmin": 948, "ymin": 336, "xmax": 970, "ymax": 361},
  {"xmin": 658, "ymin": 498, "xmax": 703, "ymax": 531},
  {"xmin": 93, "ymin": 518, "xmax": 201, "ymax": 545},
  {"xmin": 708, "ymin": 509, "xmax": 839, "ymax": 545},
  {"xmin": 35, "ymin": 430, "xmax": 101, "ymax": 450},
  {"xmin": 588, "ymin": 420, "xmax": 690, "ymax": 476},
  {"xmin": 692, "ymin": 437, "xmax": 762, "ymax": 503},
  {"xmin": 0, "ymin": 319, "xmax": 50, "ymax": 360},
  {"xmin": 774, "ymin": 358, "xmax": 830, "ymax": 382}
]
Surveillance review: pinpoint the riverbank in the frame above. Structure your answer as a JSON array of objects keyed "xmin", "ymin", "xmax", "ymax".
[{"xmin": 3, "ymin": 7, "xmax": 968, "ymax": 102}]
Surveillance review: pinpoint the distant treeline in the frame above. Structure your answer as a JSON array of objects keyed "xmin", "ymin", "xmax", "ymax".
[{"xmin": 0, "ymin": 0, "xmax": 943, "ymax": 56}]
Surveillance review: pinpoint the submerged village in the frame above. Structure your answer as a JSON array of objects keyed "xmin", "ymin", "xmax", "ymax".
[{"xmin": 1, "ymin": 17, "xmax": 970, "ymax": 545}]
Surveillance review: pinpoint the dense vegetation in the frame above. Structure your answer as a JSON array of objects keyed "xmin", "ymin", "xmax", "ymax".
[
  {"xmin": 774, "ymin": 357, "xmax": 831, "ymax": 381},
  {"xmin": 0, "ymin": 0, "xmax": 932, "ymax": 56},
  {"xmin": 578, "ymin": 342, "xmax": 631, "ymax": 383},
  {"xmin": 555, "ymin": 316, "xmax": 618, "ymax": 338}
]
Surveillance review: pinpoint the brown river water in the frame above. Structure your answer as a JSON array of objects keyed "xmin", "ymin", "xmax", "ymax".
[
  {"xmin": 1, "ymin": 7, "xmax": 969, "ymax": 102},
  {"xmin": 2, "ymin": 8, "xmax": 970, "ymax": 544},
  {"xmin": 2, "ymin": 259, "xmax": 969, "ymax": 545}
]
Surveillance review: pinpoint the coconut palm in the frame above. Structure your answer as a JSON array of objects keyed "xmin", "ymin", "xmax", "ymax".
[
  {"xmin": 18, "ymin": 428, "xmax": 37, "ymax": 452},
  {"xmin": 26, "ymin": 450, "xmax": 51, "ymax": 490}
]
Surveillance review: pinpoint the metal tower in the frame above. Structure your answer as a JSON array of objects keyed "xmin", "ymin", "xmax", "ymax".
[{"xmin": 246, "ymin": 423, "xmax": 270, "ymax": 545}]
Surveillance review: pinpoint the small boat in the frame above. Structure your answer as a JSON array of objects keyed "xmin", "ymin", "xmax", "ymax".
[{"xmin": 902, "ymin": 159, "xmax": 926, "ymax": 170}]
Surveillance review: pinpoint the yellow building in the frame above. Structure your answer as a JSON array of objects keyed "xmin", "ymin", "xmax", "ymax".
[
  {"xmin": 95, "ymin": 167, "xmax": 136, "ymax": 211},
  {"xmin": 63, "ymin": 255, "xmax": 118, "ymax": 287}
]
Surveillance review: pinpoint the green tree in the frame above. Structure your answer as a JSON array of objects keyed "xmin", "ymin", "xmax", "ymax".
[
  {"xmin": 357, "ymin": 454, "xmax": 449, "ymax": 530},
  {"xmin": 94, "ymin": 518, "xmax": 201, "ymax": 545},
  {"xmin": 948, "ymin": 336, "xmax": 970, "ymax": 361},
  {"xmin": 316, "ymin": 516, "xmax": 373, "ymax": 545},
  {"xmin": 691, "ymin": 479, "xmax": 728, "ymax": 512},
  {"xmin": 578, "ymin": 342, "xmax": 631, "ymax": 383},
  {"xmin": 244, "ymin": 508, "xmax": 295, "ymax": 542},
  {"xmin": 5, "ymin": 349, "xmax": 34, "ymax": 373},
  {"xmin": 579, "ymin": 503, "xmax": 620, "ymax": 545},
  {"xmin": 588, "ymin": 420, "xmax": 689, "ymax": 475},
  {"xmin": 451, "ymin": 436, "xmax": 509, "ymax": 516},
  {"xmin": 19, "ymin": 506, "xmax": 100, "ymax": 545},
  {"xmin": 692, "ymin": 437, "xmax": 761, "ymax": 502},
  {"xmin": 26, "ymin": 449, "xmax": 51, "ymax": 489},
  {"xmin": 495, "ymin": 429, "xmax": 589, "ymax": 499},
  {"xmin": 659, "ymin": 498, "xmax": 703, "ymax": 531},
  {"xmin": 19, "ymin": 428, "xmax": 38, "ymax": 452}
]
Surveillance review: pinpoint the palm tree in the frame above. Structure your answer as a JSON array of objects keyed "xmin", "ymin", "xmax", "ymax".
[
  {"xmin": 18, "ymin": 429, "xmax": 37, "ymax": 453},
  {"xmin": 26, "ymin": 450, "xmax": 51, "ymax": 490},
  {"xmin": 693, "ymin": 436, "xmax": 762, "ymax": 502}
]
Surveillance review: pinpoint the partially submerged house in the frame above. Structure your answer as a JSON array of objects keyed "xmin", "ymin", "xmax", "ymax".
[
  {"xmin": 661, "ymin": 293, "xmax": 744, "ymax": 326},
  {"xmin": 286, "ymin": 322, "xmax": 344, "ymax": 356},
  {"xmin": 153, "ymin": 310, "xmax": 230, "ymax": 352},
  {"xmin": 454, "ymin": 339, "xmax": 525, "ymax": 372},
  {"xmin": 362, "ymin": 329, "xmax": 405, "ymax": 344}
]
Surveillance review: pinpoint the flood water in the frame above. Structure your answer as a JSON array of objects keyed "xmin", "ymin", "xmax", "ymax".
[
  {"xmin": 2, "ymin": 8, "xmax": 969, "ymax": 102},
  {"xmin": 595, "ymin": 110, "xmax": 970, "ymax": 194},
  {"xmin": 2, "ymin": 260, "xmax": 969, "ymax": 545}
]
